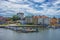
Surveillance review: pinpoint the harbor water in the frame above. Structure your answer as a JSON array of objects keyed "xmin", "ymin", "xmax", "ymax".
[{"xmin": 0, "ymin": 28, "xmax": 60, "ymax": 40}]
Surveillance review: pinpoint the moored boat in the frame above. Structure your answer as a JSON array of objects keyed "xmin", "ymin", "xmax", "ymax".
[{"xmin": 20, "ymin": 28, "xmax": 39, "ymax": 33}]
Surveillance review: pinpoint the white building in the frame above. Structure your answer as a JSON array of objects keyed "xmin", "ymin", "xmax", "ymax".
[
  {"xmin": 38, "ymin": 16, "xmax": 50, "ymax": 25},
  {"xmin": 17, "ymin": 12, "xmax": 25, "ymax": 24},
  {"xmin": 25, "ymin": 16, "xmax": 33, "ymax": 24},
  {"xmin": 43, "ymin": 18, "xmax": 50, "ymax": 25},
  {"xmin": 17, "ymin": 12, "xmax": 24, "ymax": 20},
  {"xmin": 38, "ymin": 18, "xmax": 43, "ymax": 24}
]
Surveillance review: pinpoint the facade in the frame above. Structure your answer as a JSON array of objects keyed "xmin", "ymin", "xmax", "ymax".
[
  {"xmin": 0, "ymin": 16, "xmax": 7, "ymax": 24},
  {"xmin": 25, "ymin": 16, "xmax": 33, "ymax": 24},
  {"xmin": 50, "ymin": 17, "xmax": 58, "ymax": 27},
  {"xmin": 33, "ymin": 16, "xmax": 50, "ymax": 25},
  {"xmin": 33, "ymin": 16, "xmax": 38, "ymax": 25},
  {"xmin": 38, "ymin": 16, "xmax": 50, "ymax": 26},
  {"xmin": 57, "ymin": 18, "xmax": 60, "ymax": 24},
  {"xmin": 17, "ymin": 13, "xmax": 25, "ymax": 24},
  {"xmin": 21, "ymin": 15, "xmax": 50, "ymax": 26},
  {"xmin": 53, "ymin": 18, "xmax": 60, "ymax": 27},
  {"xmin": 17, "ymin": 12, "xmax": 24, "ymax": 20},
  {"xmin": 44, "ymin": 18, "xmax": 50, "ymax": 25}
]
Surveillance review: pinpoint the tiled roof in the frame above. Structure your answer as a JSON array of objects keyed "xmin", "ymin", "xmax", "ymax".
[
  {"xmin": 25, "ymin": 15, "xmax": 49, "ymax": 19},
  {"xmin": 33, "ymin": 16, "xmax": 48, "ymax": 18},
  {"xmin": 0, "ymin": 16, "xmax": 6, "ymax": 21}
]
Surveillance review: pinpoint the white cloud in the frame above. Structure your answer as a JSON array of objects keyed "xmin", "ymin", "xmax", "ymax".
[
  {"xmin": 0, "ymin": 0, "xmax": 60, "ymax": 17},
  {"xmin": 8, "ymin": 0, "xmax": 28, "ymax": 3},
  {"xmin": 8, "ymin": 0, "xmax": 45, "ymax": 3},
  {"xmin": 0, "ymin": 0, "xmax": 42, "ymax": 14},
  {"xmin": 32, "ymin": 0, "xmax": 45, "ymax": 3},
  {"xmin": 8, "ymin": 0, "xmax": 17, "ymax": 2}
]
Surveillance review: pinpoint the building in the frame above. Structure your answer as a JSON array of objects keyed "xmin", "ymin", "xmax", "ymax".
[
  {"xmin": 33, "ymin": 16, "xmax": 50, "ymax": 26},
  {"xmin": 50, "ymin": 17, "xmax": 58, "ymax": 27},
  {"xmin": 57, "ymin": 18, "xmax": 60, "ymax": 24},
  {"xmin": 24, "ymin": 15, "xmax": 50, "ymax": 26},
  {"xmin": 25, "ymin": 16, "xmax": 33, "ymax": 24},
  {"xmin": 17, "ymin": 12, "xmax": 24, "ymax": 20},
  {"xmin": 17, "ymin": 12, "xmax": 25, "ymax": 24},
  {"xmin": 0, "ymin": 16, "xmax": 7, "ymax": 24},
  {"xmin": 41, "ymin": 16, "xmax": 50, "ymax": 25},
  {"xmin": 33, "ymin": 16, "xmax": 38, "ymax": 25}
]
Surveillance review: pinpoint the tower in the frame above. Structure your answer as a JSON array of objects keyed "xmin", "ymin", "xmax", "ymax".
[{"xmin": 17, "ymin": 12, "xmax": 24, "ymax": 20}]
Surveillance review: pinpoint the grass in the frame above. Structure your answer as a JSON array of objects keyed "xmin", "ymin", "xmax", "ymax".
[
  {"xmin": 0, "ymin": 23, "xmax": 41, "ymax": 27},
  {"xmin": 0, "ymin": 24, "xmax": 9, "ymax": 26},
  {"xmin": 17, "ymin": 23, "xmax": 41, "ymax": 26}
]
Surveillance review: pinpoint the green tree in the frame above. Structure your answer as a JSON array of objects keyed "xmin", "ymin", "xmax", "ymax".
[{"xmin": 12, "ymin": 15, "xmax": 19, "ymax": 21}]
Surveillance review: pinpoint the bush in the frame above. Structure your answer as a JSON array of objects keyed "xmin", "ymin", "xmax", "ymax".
[{"xmin": 27, "ymin": 23, "xmax": 33, "ymax": 25}]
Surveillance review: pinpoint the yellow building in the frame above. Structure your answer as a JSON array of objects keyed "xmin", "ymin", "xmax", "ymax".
[{"xmin": 50, "ymin": 17, "xmax": 58, "ymax": 26}]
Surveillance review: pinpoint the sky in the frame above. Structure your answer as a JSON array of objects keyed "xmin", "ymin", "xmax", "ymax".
[{"xmin": 0, "ymin": 0, "xmax": 60, "ymax": 17}]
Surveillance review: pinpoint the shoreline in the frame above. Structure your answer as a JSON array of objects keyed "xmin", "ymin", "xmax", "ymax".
[
  {"xmin": 0, "ymin": 24, "xmax": 60, "ymax": 29},
  {"xmin": 0, "ymin": 25, "xmax": 43, "ymax": 28}
]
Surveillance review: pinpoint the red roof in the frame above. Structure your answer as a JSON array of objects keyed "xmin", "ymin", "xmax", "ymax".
[
  {"xmin": 0, "ymin": 16, "xmax": 7, "ymax": 21},
  {"xmin": 33, "ymin": 16, "xmax": 48, "ymax": 18}
]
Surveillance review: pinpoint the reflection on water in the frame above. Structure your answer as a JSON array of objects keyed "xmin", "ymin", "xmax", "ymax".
[{"xmin": 0, "ymin": 28, "xmax": 60, "ymax": 40}]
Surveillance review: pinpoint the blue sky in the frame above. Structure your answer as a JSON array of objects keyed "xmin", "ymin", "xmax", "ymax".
[{"xmin": 0, "ymin": 0, "xmax": 60, "ymax": 17}]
